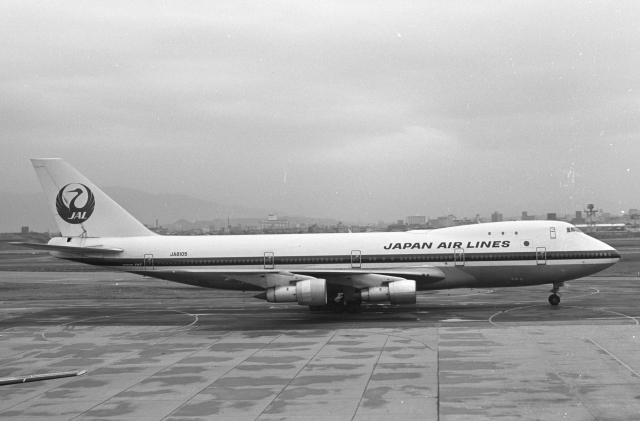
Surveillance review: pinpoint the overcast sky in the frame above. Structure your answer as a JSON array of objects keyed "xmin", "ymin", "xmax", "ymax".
[{"xmin": 1, "ymin": 1, "xmax": 638, "ymax": 222}]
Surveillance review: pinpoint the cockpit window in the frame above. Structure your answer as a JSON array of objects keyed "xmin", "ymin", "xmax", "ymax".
[{"xmin": 567, "ymin": 227, "xmax": 582, "ymax": 233}]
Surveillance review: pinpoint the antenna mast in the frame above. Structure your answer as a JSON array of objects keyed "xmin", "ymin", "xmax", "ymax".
[{"xmin": 585, "ymin": 204, "xmax": 598, "ymax": 233}]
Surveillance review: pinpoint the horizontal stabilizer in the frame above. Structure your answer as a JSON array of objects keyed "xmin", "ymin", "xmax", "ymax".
[{"xmin": 9, "ymin": 242, "xmax": 123, "ymax": 254}]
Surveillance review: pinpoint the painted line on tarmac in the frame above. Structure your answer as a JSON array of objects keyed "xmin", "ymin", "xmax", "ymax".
[
  {"xmin": 587, "ymin": 338, "xmax": 640, "ymax": 378},
  {"xmin": 488, "ymin": 304, "xmax": 541, "ymax": 327},
  {"xmin": 41, "ymin": 309, "xmax": 201, "ymax": 341},
  {"xmin": 567, "ymin": 306, "xmax": 639, "ymax": 326},
  {"xmin": 489, "ymin": 304, "xmax": 639, "ymax": 328}
]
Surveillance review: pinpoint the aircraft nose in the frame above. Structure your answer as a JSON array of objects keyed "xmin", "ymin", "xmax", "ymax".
[{"xmin": 590, "ymin": 236, "xmax": 620, "ymax": 261}]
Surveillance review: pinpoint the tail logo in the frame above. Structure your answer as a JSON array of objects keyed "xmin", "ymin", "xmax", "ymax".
[{"xmin": 56, "ymin": 184, "xmax": 95, "ymax": 224}]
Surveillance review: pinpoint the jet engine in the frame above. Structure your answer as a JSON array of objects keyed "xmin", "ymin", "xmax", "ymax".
[
  {"xmin": 360, "ymin": 280, "xmax": 416, "ymax": 304},
  {"xmin": 266, "ymin": 278, "xmax": 327, "ymax": 306}
]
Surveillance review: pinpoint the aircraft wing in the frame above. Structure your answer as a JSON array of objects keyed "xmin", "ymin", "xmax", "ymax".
[
  {"xmin": 131, "ymin": 266, "xmax": 446, "ymax": 290},
  {"xmin": 8, "ymin": 242, "xmax": 124, "ymax": 254}
]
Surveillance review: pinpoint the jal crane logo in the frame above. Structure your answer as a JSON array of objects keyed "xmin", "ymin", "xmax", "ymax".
[{"xmin": 55, "ymin": 183, "xmax": 95, "ymax": 224}]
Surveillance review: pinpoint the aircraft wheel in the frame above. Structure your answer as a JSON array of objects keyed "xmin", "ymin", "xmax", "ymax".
[
  {"xmin": 345, "ymin": 302, "xmax": 358, "ymax": 314},
  {"xmin": 332, "ymin": 302, "xmax": 345, "ymax": 314},
  {"xmin": 548, "ymin": 294, "xmax": 560, "ymax": 306}
]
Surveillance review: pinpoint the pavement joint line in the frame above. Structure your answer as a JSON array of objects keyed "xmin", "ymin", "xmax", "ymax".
[
  {"xmin": 436, "ymin": 326, "xmax": 439, "ymax": 421},
  {"xmin": 103, "ymin": 330, "xmax": 238, "ymax": 421},
  {"xmin": 587, "ymin": 338, "xmax": 640, "ymax": 379},
  {"xmin": 352, "ymin": 331, "xmax": 390, "ymax": 421},
  {"xmin": 524, "ymin": 329, "xmax": 598, "ymax": 421},
  {"xmin": 68, "ymin": 328, "xmax": 237, "ymax": 420},
  {"xmin": 47, "ymin": 325, "xmax": 232, "ymax": 418},
  {"xmin": 3, "ymin": 274, "xmax": 640, "ymax": 419},
  {"xmin": 0, "ymin": 338, "xmax": 102, "ymax": 373},
  {"xmin": 164, "ymin": 330, "xmax": 290, "ymax": 421},
  {"xmin": 0, "ymin": 324, "xmax": 210, "ymax": 415},
  {"xmin": 340, "ymin": 327, "xmax": 435, "ymax": 353},
  {"xmin": 251, "ymin": 329, "xmax": 342, "ymax": 421},
  {"xmin": 563, "ymin": 306, "xmax": 639, "ymax": 326}
]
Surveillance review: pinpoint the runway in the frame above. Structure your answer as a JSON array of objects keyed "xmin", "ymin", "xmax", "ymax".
[{"xmin": 1, "ymin": 272, "xmax": 639, "ymax": 420}]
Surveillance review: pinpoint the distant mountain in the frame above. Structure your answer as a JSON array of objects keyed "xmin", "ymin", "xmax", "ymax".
[
  {"xmin": 0, "ymin": 187, "xmax": 340, "ymax": 233},
  {"xmin": 0, "ymin": 192, "xmax": 56, "ymax": 233},
  {"xmin": 167, "ymin": 216, "xmax": 342, "ymax": 231},
  {"xmin": 102, "ymin": 186, "xmax": 274, "ymax": 226}
]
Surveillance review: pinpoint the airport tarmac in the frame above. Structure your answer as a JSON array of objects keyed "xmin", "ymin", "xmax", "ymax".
[{"xmin": 1, "ymin": 271, "xmax": 639, "ymax": 420}]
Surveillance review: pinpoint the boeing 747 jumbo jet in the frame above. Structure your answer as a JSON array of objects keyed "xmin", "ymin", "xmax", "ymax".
[{"xmin": 13, "ymin": 159, "xmax": 620, "ymax": 314}]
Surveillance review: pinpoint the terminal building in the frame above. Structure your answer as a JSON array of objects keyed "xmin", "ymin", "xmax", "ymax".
[
  {"xmin": 406, "ymin": 215, "xmax": 426, "ymax": 225},
  {"xmin": 258, "ymin": 214, "xmax": 289, "ymax": 230},
  {"xmin": 521, "ymin": 211, "xmax": 536, "ymax": 221}
]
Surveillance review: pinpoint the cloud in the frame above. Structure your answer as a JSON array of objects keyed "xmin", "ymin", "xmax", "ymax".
[{"xmin": 1, "ymin": 1, "xmax": 639, "ymax": 222}]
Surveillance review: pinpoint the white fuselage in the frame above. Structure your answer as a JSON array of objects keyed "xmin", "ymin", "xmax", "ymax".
[{"xmin": 50, "ymin": 220, "xmax": 619, "ymax": 292}]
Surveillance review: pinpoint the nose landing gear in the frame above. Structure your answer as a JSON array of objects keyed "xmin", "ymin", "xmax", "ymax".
[{"xmin": 548, "ymin": 282, "xmax": 564, "ymax": 306}]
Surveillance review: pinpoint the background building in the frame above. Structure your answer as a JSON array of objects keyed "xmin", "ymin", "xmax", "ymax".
[
  {"xmin": 521, "ymin": 211, "xmax": 536, "ymax": 221},
  {"xmin": 0, "ymin": 230, "xmax": 50, "ymax": 251},
  {"xmin": 258, "ymin": 214, "xmax": 289, "ymax": 230},
  {"xmin": 406, "ymin": 215, "xmax": 426, "ymax": 225}
]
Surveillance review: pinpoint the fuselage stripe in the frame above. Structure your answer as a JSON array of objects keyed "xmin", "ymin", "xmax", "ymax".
[{"xmin": 69, "ymin": 249, "xmax": 619, "ymax": 267}]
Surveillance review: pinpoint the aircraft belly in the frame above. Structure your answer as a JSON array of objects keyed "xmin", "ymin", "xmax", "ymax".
[
  {"xmin": 417, "ymin": 267, "xmax": 478, "ymax": 290},
  {"xmin": 128, "ymin": 270, "xmax": 264, "ymax": 291},
  {"xmin": 448, "ymin": 261, "xmax": 615, "ymax": 288}
]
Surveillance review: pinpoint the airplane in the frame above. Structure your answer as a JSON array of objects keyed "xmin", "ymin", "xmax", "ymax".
[{"xmin": 12, "ymin": 159, "xmax": 620, "ymax": 314}]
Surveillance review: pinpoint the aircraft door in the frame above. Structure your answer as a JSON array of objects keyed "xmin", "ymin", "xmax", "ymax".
[
  {"xmin": 264, "ymin": 252, "xmax": 275, "ymax": 269},
  {"xmin": 351, "ymin": 250, "xmax": 361, "ymax": 268},
  {"xmin": 454, "ymin": 248, "xmax": 465, "ymax": 266},
  {"xmin": 144, "ymin": 254, "xmax": 154, "ymax": 270},
  {"xmin": 536, "ymin": 247, "xmax": 546, "ymax": 265}
]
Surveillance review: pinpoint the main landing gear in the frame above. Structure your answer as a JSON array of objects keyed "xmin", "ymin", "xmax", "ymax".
[
  {"xmin": 309, "ymin": 295, "xmax": 361, "ymax": 314},
  {"xmin": 548, "ymin": 282, "xmax": 564, "ymax": 306}
]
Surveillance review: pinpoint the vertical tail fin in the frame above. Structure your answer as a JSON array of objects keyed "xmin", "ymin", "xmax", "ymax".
[{"xmin": 31, "ymin": 159, "xmax": 156, "ymax": 238}]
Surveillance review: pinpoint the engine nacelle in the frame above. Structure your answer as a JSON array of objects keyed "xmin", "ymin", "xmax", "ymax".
[
  {"xmin": 360, "ymin": 286, "xmax": 390, "ymax": 302},
  {"xmin": 296, "ymin": 278, "xmax": 327, "ymax": 306},
  {"xmin": 360, "ymin": 280, "xmax": 416, "ymax": 304},
  {"xmin": 388, "ymin": 280, "xmax": 416, "ymax": 304},
  {"xmin": 266, "ymin": 278, "xmax": 327, "ymax": 306},
  {"xmin": 266, "ymin": 285, "xmax": 297, "ymax": 303}
]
